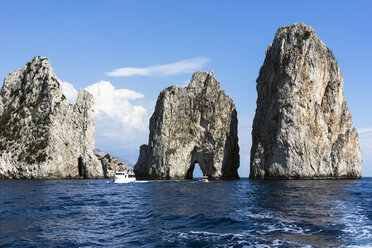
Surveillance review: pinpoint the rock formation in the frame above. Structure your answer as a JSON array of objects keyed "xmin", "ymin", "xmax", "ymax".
[
  {"xmin": 0, "ymin": 56, "xmax": 103, "ymax": 179},
  {"xmin": 250, "ymin": 23, "xmax": 362, "ymax": 179},
  {"xmin": 94, "ymin": 149, "xmax": 132, "ymax": 178},
  {"xmin": 134, "ymin": 71, "xmax": 239, "ymax": 180}
]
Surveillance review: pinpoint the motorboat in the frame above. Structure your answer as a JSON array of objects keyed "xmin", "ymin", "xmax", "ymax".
[
  {"xmin": 202, "ymin": 175, "xmax": 209, "ymax": 182},
  {"xmin": 113, "ymin": 170, "xmax": 136, "ymax": 183}
]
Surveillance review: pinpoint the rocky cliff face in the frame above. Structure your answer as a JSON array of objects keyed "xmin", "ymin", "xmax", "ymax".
[
  {"xmin": 0, "ymin": 56, "xmax": 103, "ymax": 179},
  {"xmin": 250, "ymin": 23, "xmax": 362, "ymax": 179},
  {"xmin": 134, "ymin": 71, "xmax": 239, "ymax": 180}
]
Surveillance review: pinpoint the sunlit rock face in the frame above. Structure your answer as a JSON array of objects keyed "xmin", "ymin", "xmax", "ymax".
[
  {"xmin": 0, "ymin": 56, "xmax": 103, "ymax": 179},
  {"xmin": 134, "ymin": 71, "xmax": 239, "ymax": 180},
  {"xmin": 250, "ymin": 23, "xmax": 362, "ymax": 179}
]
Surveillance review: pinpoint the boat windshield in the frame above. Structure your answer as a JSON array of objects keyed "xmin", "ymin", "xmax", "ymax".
[{"xmin": 115, "ymin": 170, "xmax": 135, "ymax": 177}]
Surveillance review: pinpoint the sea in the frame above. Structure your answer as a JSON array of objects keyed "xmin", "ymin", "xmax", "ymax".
[{"xmin": 1, "ymin": 178, "xmax": 371, "ymax": 248}]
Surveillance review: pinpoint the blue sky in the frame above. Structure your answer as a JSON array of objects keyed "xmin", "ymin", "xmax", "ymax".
[{"xmin": 1, "ymin": 0, "xmax": 371, "ymax": 177}]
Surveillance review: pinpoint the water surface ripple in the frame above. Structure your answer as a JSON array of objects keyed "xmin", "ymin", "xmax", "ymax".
[{"xmin": 1, "ymin": 178, "xmax": 371, "ymax": 247}]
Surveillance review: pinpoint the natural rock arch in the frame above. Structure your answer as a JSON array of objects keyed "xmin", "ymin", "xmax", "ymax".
[
  {"xmin": 134, "ymin": 71, "xmax": 240, "ymax": 180},
  {"xmin": 186, "ymin": 162, "xmax": 203, "ymax": 179},
  {"xmin": 185, "ymin": 147, "xmax": 214, "ymax": 179}
]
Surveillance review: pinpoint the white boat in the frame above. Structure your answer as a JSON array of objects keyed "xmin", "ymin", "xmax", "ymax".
[
  {"xmin": 113, "ymin": 170, "xmax": 136, "ymax": 183},
  {"xmin": 202, "ymin": 175, "xmax": 209, "ymax": 182}
]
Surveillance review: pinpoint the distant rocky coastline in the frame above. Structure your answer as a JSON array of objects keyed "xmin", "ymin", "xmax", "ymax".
[
  {"xmin": 94, "ymin": 149, "xmax": 133, "ymax": 178},
  {"xmin": 250, "ymin": 23, "xmax": 362, "ymax": 179},
  {"xmin": 134, "ymin": 71, "xmax": 240, "ymax": 180}
]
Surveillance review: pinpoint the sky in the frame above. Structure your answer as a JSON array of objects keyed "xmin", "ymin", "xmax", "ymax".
[{"xmin": 1, "ymin": 0, "xmax": 371, "ymax": 177}]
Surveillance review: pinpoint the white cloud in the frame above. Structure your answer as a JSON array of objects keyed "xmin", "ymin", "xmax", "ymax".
[
  {"xmin": 85, "ymin": 80, "xmax": 148, "ymax": 132},
  {"xmin": 359, "ymin": 128, "xmax": 372, "ymax": 150},
  {"xmin": 358, "ymin": 128, "xmax": 372, "ymax": 134},
  {"xmin": 106, "ymin": 57, "xmax": 210, "ymax": 77},
  {"xmin": 60, "ymin": 81, "xmax": 78, "ymax": 104},
  {"xmin": 86, "ymin": 81, "xmax": 149, "ymax": 163},
  {"xmin": 60, "ymin": 80, "xmax": 150, "ymax": 163}
]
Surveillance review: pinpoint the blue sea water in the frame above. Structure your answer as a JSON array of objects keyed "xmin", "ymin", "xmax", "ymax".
[{"xmin": 1, "ymin": 178, "xmax": 371, "ymax": 248}]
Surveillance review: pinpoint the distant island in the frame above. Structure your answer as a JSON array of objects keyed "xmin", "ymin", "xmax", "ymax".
[{"xmin": 94, "ymin": 148, "xmax": 133, "ymax": 178}]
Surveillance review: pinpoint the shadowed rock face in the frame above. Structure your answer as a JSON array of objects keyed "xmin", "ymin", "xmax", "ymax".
[
  {"xmin": 250, "ymin": 23, "xmax": 362, "ymax": 179},
  {"xmin": 134, "ymin": 71, "xmax": 239, "ymax": 180},
  {"xmin": 0, "ymin": 56, "xmax": 103, "ymax": 179}
]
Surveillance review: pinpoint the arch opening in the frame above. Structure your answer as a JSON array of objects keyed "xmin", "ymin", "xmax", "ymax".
[{"xmin": 186, "ymin": 161, "xmax": 204, "ymax": 179}]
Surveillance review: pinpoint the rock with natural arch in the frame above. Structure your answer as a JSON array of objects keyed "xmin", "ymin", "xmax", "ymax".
[{"xmin": 134, "ymin": 71, "xmax": 240, "ymax": 180}]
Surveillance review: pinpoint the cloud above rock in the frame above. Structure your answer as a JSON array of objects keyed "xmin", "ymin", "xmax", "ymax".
[
  {"xmin": 60, "ymin": 81, "xmax": 78, "ymax": 104},
  {"xmin": 106, "ymin": 57, "xmax": 209, "ymax": 77},
  {"xmin": 85, "ymin": 81, "xmax": 147, "ymax": 130},
  {"xmin": 61, "ymin": 80, "xmax": 149, "ymax": 163}
]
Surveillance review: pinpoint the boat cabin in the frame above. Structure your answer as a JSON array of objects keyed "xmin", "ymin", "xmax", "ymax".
[{"xmin": 115, "ymin": 171, "xmax": 135, "ymax": 178}]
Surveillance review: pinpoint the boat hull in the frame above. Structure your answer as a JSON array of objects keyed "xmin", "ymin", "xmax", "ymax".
[{"xmin": 114, "ymin": 177, "xmax": 136, "ymax": 183}]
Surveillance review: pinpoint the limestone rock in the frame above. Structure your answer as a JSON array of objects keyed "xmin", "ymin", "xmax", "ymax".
[
  {"xmin": 94, "ymin": 149, "xmax": 132, "ymax": 178},
  {"xmin": 0, "ymin": 56, "xmax": 103, "ymax": 179},
  {"xmin": 250, "ymin": 23, "xmax": 362, "ymax": 179},
  {"xmin": 134, "ymin": 71, "xmax": 239, "ymax": 179}
]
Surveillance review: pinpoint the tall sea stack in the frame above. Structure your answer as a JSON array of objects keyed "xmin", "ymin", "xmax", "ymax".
[
  {"xmin": 250, "ymin": 23, "xmax": 362, "ymax": 179},
  {"xmin": 0, "ymin": 56, "xmax": 103, "ymax": 179},
  {"xmin": 134, "ymin": 71, "xmax": 239, "ymax": 179}
]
